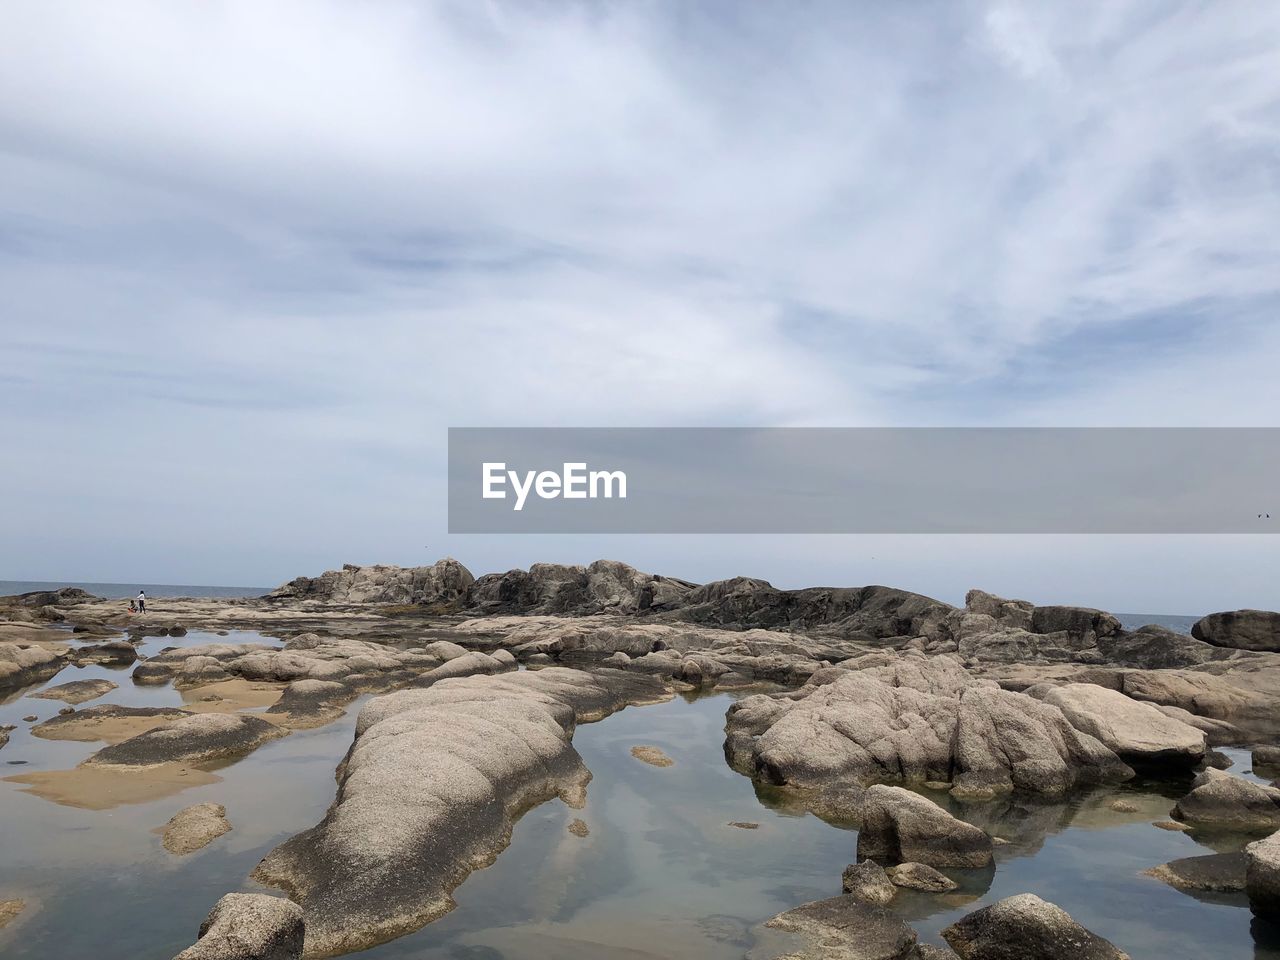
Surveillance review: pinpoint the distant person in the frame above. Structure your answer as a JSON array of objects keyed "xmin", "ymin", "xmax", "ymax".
[
  {"xmin": 136, "ymin": 590, "xmax": 146, "ymax": 613},
  {"xmin": 128, "ymin": 599, "xmax": 137, "ymax": 614}
]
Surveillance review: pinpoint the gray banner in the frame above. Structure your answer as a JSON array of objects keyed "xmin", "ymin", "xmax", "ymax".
[{"xmin": 447, "ymin": 428, "xmax": 1280, "ymax": 534}]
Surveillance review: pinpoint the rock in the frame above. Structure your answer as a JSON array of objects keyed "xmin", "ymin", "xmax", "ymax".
[
  {"xmin": 268, "ymin": 558, "xmax": 474, "ymax": 607},
  {"xmin": 22, "ymin": 715, "xmax": 37, "ymax": 723},
  {"xmin": 173, "ymin": 893, "xmax": 303, "ymax": 960},
  {"xmin": 568, "ymin": 818, "xmax": 589, "ymax": 837},
  {"xmin": 1246, "ymin": 830, "xmax": 1280, "ymax": 920},
  {"xmin": 8, "ymin": 586, "xmax": 95, "ymax": 607},
  {"xmin": 0, "ymin": 898, "xmax": 25, "ymax": 930},
  {"xmin": 1095, "ymin": 625, "xmax": 1223, "ymax": 669},
  {"xmin": 887, "ymin": 862, "xmax": 959, "ymax": 892},
  {"xmin": 725, "ymin": 654, "xmax": 1130, "ymax": 809},
  {"xmin": 30, "ymin": 704, "xmax": 190, "ymax": 741},
  {"xmin": 1144, "ymin": 852, "xmax": 1246, "ymax": 892},
  {"xmin": 58, "ymin": 706, "xmax": 74, "ymax": 715},
  {"xmin": 1038, "ymin": 684, "xmax": 1205, "ymax": 768},
  {"xmin": 729, "ymin": 821, "xmax": 759, "ymax": 829},
  {"xmin": 1254, "ymin": 745, "xmax": 1280, "ymax": 769},
  {"xmin": 266, "ymin": 680, "xmax": 353, "ymax": 727},
  {"xmin": 71, "ymin": 640, "xmax": 138, "ymax": 665},
  {"xmin": 1172, "ymin": 769, "xmax": 1280, "ymax": 828},
  {"xmin": 29, "ymin": 678, "xmax": 118, "ymax": 705},
  {"xmin": 87, "ymin": 713, "xmax": 287, "ymax": 767},
  {"xmin": 0, "ymin": 725, "xmax": 10, "ymax": 750},
  {"xmin": 942, "ymin": 893, "xmax": 1131, "ymax": 959},
  {"xmin": 1110, "ymin": 800, "xmax": 1138, "ymax": 813},
  {"xmin": 420, "ymin": 640, "xmax": 469, "ymax": 661},
  {"xmin": 631, "ymin": 745, "xmax": 674, "ymax": 767},
  {"xmin": 764, "ymin": 895, "xmax": 918, "ymax": 960},
  {"xmin": 1193, "ymin": 609, "xmax": 1280, "ymax": 652},
  {"xmin": 468, "ymin": 560, "xmax": 696, "ymax": 617},
  {"xmin": 251, "ymin": 668, "xmax": 671, "ymax": 957},
  {"xmin": 162, "ymin": 802, "xmax": 232, "ymax": 855},
  {"xmin": 857, "ymin": 785, "xmax": 994, "ymax": 868},
  {"xmin": 1112, "ymin": 670, "xmax": 1259, "ymax": 722},
  {"xmin": 0, "ymin": 642, "xmax": 65, "ymax": 692},
  {"xmin": 841, "ymin": 860, "xmax": 897, "ymax": 904},
  {"xmin": 174, "ymin": 656, "xmax": 233, "ymax": 688},
  {"xmin": 1153, "ymin": 820, "xmax": 1190, "ymax": 832}
]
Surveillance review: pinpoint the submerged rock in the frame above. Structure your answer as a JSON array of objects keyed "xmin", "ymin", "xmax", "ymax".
[
  {"xmin": 173, "ymin": 893, "xmax": 303, "ymax": 960},
  {"xmin": 1246, "ymin": 830, "xmax": 1280, "ymax": 920},
  {"xmin": 250, "ymin": 668, "xmax": 670, "ymax": 957},
  {"xmin": 1193, "ymin": 609, "xmax": 1280, "ymax": 652},
  {"xmin": 887, "ymin": 862, "xmax": 959, "ymax": 892},
  {"xmin": 29, "ymin": 678, "xmax": 118, "ymax": 705},
  {"xmin": 764, "ymin": 894, "xmax": 918, "ymax": 960},
  {"xmin": 630, "ymin": 745, "xmax": 674, "ymax": 767},
  {"xmin": 1171, "ymin": 769, "xmax": 1280, "ymax": 829},
  {"xmin": 0, "ymin": 898, "xmax": 24, "ymax": 930},
  {"xmin": 1144, "ymin": 852, "xmax": 1247, "ymax": 893},
  {"xmin": 857, "ymin": 785, "xmax": 994, "ymax": 869},
  {"xmin": 162, "ymin": 802, "xmax": 232, "ymax": 855},
  {"xmin": 942, "ymin": 893, "xmax": 1131, "ymax": 959},
  {"xmin": 87, "ymin": 713, "xmax": 286, "ymax": 767},
  {"xmin": 841, "ymin": 860, "xmax": 897, "ymax": 904}
]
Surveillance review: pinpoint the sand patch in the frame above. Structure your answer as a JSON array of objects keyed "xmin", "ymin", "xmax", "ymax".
[
  {"xmin": 4, "ymin": 762, "xmax": 221, "ymax": 810},
  {"xmin": 181, "ymin": 678, "xmax": 286, "ymax": 714},
  {"xmin": 31, "ymin": 707, "xmax": 188, "ymax": 745}
]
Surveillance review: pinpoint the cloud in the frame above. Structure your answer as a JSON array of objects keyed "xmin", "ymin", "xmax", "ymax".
[{"xmin": 0, "ymin": 0, "xmax": 1277, "ymax": 603}]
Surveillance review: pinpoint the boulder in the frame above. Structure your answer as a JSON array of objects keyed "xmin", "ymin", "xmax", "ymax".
[
  {"xmin": 266, "ymin": 680, "xmax": 353, "ymax": 727},
  {"xmin": 841, "ymin": 860, "xmax": 897, "ymax": 904},
  {"xmin": 28, "ymin": 678, "xmax": 118, "ymax": 705},
  {"xmin": 0, "ymin": 642, "xmax": 65, "ymax": 692},
  {"xmin": 173, "ymin": 893, "xmax": 303, "ymax": 960},
  {"xmin": 942, "ymin": 893, "xmax": 1131, "ymax": 959},
  {"xmin": 1038, "ymin": 684, "xmax": 1205, "ymax": 768},
  {"xmin": 1192, "ymin": 609, "xmax": 1280, "ymax": 652},
  {"xmin": 70, "ymin": 640, "xmax": 138, "ymax": 665},
  {"xmin": 763, "ymin": 895, "xmax": 919, "ymax": 960},
  {"xmin": 1254, "ymin": 745, "xmax": 1280, "ymax": 769},
  {"xmin": 1171, "ymin": 769, "xmax": 1280, "ymax": 828},
  {"xmin": 1246, "ymin": 830, "xmax": 1280, "ymax": 920},
  {"xmin": 162, "ymin": 802, "xmax": 232, "ymax": 855},
  {"xmin": 87, "ymin": 713, "xmax": 286, "ymax": 767},
  {"xmin": 725, "ymin": 654, "xmax": 1130, "ymax": 809},
  {"xmin": 857, "ymin": 785, "xmax": 994, "ymax": 868},
  {"xmin": 887, "ymin": 862, "xmax": 958, "ymax": 892}
]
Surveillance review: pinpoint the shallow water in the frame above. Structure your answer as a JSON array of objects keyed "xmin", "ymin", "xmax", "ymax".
[{"xmin": 2, "ymin": 637, "xmax": 1280, "ymax": 959}]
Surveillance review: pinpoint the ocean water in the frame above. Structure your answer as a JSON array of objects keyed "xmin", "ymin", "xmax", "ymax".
[
  {"xmin": 2, "ymin": 641, "xmax": 1277, "ymax": 960},
  {"xmin": 0, "ymin": 581, "xmax": 270, "ymax": 600}
]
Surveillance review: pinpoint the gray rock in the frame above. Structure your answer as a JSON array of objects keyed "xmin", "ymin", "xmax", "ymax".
[
  {"xmin": 268, "ymin": 558, "xmax": 474, "ymax": 607},
  {"xmin": 70, "ymin": 640, "xmax": 138, "ymax": 665},
  {"xmin": 1145, "ymin": 852, "xmax": 1246, "ymax": 893},
  {"xmin": 725, "ymin": 654, "xmax": 1130, "ymax": 808},
  {"xmin": 1253, "ymin": 745, "xmax": 1280, "ymax": 769},
  {"xmin": 162, "ymin": 802, "xmax": 232, "ymax": 855},
  {"xmin": 1039, "ymin": 684, "xmax": 1205, "ymax": 768},
  {"xmin": 1172, "ymin": 769, "xmax": 1280, "ymax": 828},
  {"xmin": 764, "ymin": 895, "xmax": 919, "ymax": 960},
  {"xmin": 173, "ymin": 893, "xmax": 303, "ymax": 960},
  {"xmin": 0, "ymin": 642, "xmax": 65, "ymax": 692},
  {"xmin": 1246, "ymin": 830, "xmax": 1280, "ymax": 920},
  {"xmin": 942, "ymin": 893, "xmax": 1131, "ymax": 959},
  {"xmin": 251, "ymin": 668, "xmax": 671, "ymax": 958},
  {"xmin": 29, "ymin": 678, "xmax": 118, "ymax": 705},
  {"xmin": 1193, "ymin": 609, "xmax": 1280, "ymax": 652},
  {"xmin": 857, "ymin": 785, "xmax": 994, "ymax": 868},
  {"xmin": 887, "ymin": 862, "xmax": 959, "ymax": 892},
  {"xmin": 87, "ymin": 713, "xmax": 287, "ymax": 767},
  {"xmin": 841, "ymin": 860, "xmax": 897, "ymax": 904},
  {"xmin": 266, "ymin": 680, "xmax": 353, "ymax": 727}
]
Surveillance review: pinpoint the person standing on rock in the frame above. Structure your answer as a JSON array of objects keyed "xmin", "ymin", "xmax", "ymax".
[{"xmin": 136, "ymin": 590, "xmax": 146, "ymax": 614}]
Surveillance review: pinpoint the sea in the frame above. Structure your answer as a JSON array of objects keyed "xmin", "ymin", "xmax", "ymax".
[{"xmin": 0, "ymin": 580, "xmax": 269, "ymax": 600}]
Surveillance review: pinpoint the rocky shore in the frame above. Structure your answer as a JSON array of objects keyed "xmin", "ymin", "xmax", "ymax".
[{"xmin": 1, "ymin": 558, "xmax": 1278, "ymax": 960}]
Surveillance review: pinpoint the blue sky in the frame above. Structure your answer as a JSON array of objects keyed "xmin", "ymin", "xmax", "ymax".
[{"xmin": 1, "ymin": 0, "xmax": 1277, "ymax": 612}]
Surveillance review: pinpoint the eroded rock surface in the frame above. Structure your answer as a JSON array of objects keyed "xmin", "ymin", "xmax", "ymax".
[
  {"xmin": 1145, "ymin": 852, "xmax": 1246, "ymax": 893},
  {"xmin": 841, "ymin": 860, "xmax": 897, "ymax": 904},
  {"xmin": 87, "ymin": 713, "xmax": 286, "ymax": 767},
  {"xmin": 1172, "ymin": 769, "xmax": 1280, "ymax": 829},
  {"xmin": 857, "ymin": 785, "xmax": 994, "ymax": 868},
  {"xmin": 29, "ymin": 678, "xmax": 118, "ymax": 705},
  {"xmin": 1037, "ymin": 684, "xmax": 1206, "ymax": 769},
  {"xmin": 0, "ymin": 642, "xmax": 65, "ymax": 692},
  {"xmin": 763, "ymin": 895, "xmax": 919, "ymax": 960},
  {"xmin": 173, "ymin": 893, "xmax": 303, "ymax": 960},
  {"xmin": 163, "ymin": 802, "xmax": 232, "ymax": 855},
  {"xmin": 1246, "ymin": 830, "xmax": 1280, "ymax": 920},
  {"xmin": 1193, "ymin": 609, "xmax": 1280, "ymax": 653},
  {"xmin": 725, "ymin": 653, "xmax": 1131, "ymax": 808},
  {"xmin": 250, "ymin": 667, "xmax": 670, "ymax": 957},
  {"xmin": 942, "ymin": 893, "xmax": 1131, "ymax": 959},
  {"xmin": 269, "ymin": 559, "xmax": 474, "ymax": 607}
]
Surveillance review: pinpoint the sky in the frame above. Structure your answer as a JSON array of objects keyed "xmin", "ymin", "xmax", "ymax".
[{"xmin": 1, "ymin": 0, "xmax": 1277, "ymax": 613}]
